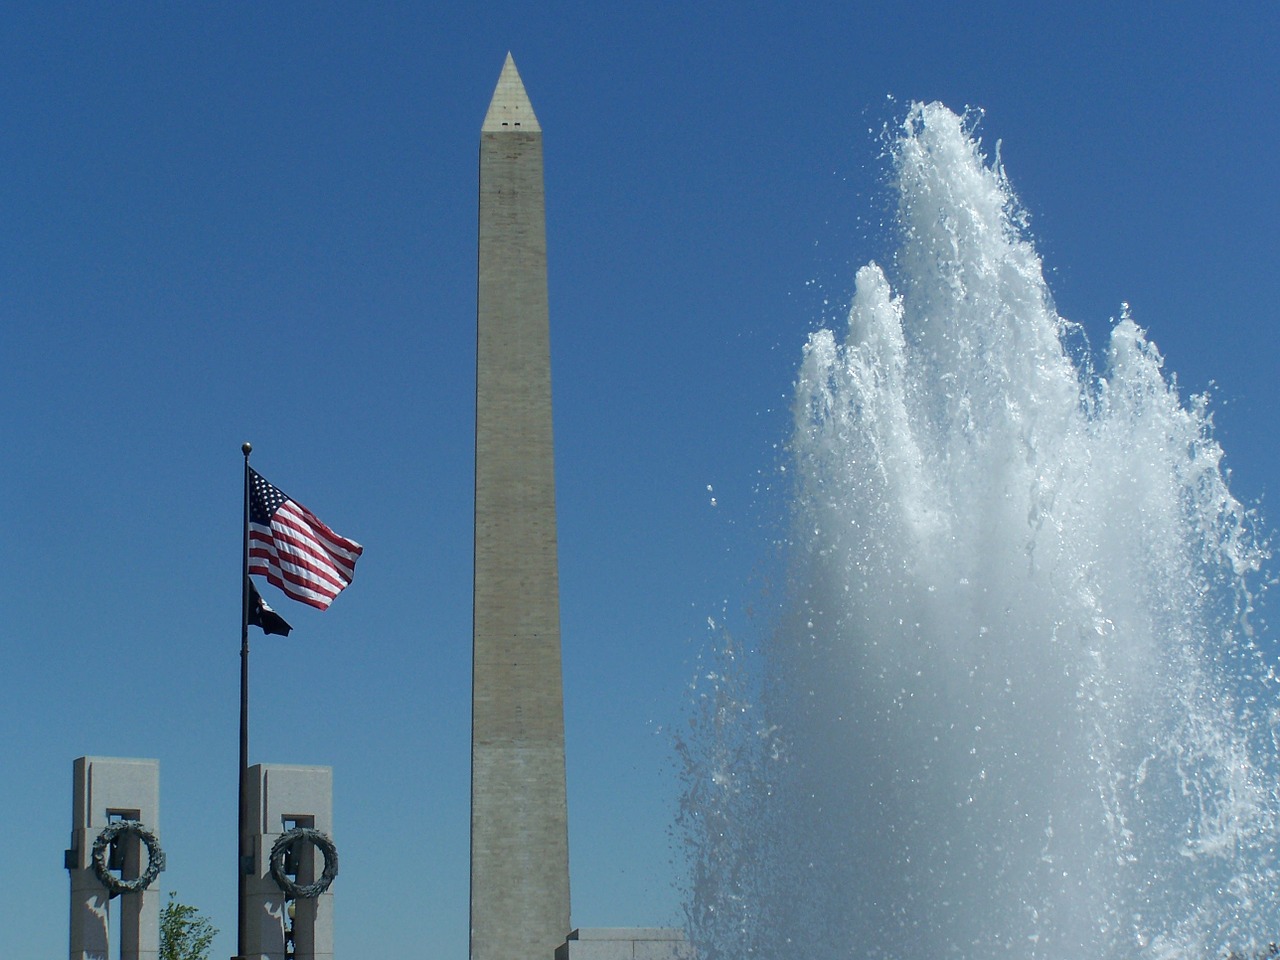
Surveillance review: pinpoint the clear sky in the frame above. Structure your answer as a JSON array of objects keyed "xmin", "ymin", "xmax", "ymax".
[{"xmin": 2, "ymin": 3, "xmax": 1277, "ymax": 957}]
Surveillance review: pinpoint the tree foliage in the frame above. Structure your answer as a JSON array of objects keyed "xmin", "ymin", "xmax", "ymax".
[{"xmin": 159, "ymin": 891, "xmax": 218, "ymax": 960}]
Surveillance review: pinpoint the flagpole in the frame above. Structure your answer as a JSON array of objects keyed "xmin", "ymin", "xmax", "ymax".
[{"xmin": 238, "ymin": 441, "xmax": 252, "ymax": 960}]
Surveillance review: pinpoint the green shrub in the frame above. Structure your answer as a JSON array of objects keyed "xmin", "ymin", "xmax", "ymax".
[{"xmin": 159, "ymin": 892, "xmax": 218, "ymax": 960}]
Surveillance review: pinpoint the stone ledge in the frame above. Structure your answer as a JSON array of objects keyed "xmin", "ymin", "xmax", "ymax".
[{"xmin": 555, "ymin": 928, "xmax": 694, "ymax": 960}]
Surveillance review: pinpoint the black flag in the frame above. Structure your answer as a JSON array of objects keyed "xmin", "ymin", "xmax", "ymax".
[{"xmin": 247, "ymin": 578, "xmax": 292, "ymax": 636}]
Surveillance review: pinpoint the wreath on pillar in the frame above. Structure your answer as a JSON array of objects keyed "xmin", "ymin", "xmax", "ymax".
[
  {"xmin": 268, "ymin": 827, "xmax": 339, "ymax": 899},
  {"xmin": 90, "ymin": 820, "xmax": 166, "ymax": 895}
]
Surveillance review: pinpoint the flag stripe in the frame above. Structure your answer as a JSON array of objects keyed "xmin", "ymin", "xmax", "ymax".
[
  {"xmin": 272, "ymin": 504, "xmax": 360, "ymax": 572},
  {"xmin": 257, "ymin": 566, "xmax": 337, "ymax": 610},
  {"xmin": 250, "ymin": 521, "xmax": 353, "ymax": 588},
  {"xmin": 249, "ymin": 532, "xmax": 349, "ymax": 593},
  {"xmin": 249, "ymin": 544, "xmax": 346, "ymax": 606},
  {"xmin": 249, "ymin": 552, "xmax": 344, "ymax": 600},
  {"xmin": 248, "ymin": 546, "xmax": 343, "ymax": 599},
  {"xmin": 276, "ymin": 501, "xmax": 362, "ymax": 560}
]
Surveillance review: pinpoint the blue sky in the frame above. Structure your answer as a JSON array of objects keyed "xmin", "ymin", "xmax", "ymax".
[{"xmin": 2, "ymin": 3, "xmax": 1276, "ymax": 957}]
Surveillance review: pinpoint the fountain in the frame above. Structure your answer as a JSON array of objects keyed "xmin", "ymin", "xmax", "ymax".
[{"xmin": 678, "ymin": 102, "xmax": 1276, "ymax": 960}]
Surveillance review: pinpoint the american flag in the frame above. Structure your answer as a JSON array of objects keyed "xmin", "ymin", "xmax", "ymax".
[{"xmin": 248, "ymin": 468, "xmax": 363, "ymax": 610}]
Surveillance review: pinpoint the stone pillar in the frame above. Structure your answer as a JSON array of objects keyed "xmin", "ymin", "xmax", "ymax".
[
  {"xmin": 67, "ymin": 756, "xmax": 162, "ymax": 960},
  {"xmin": 241, "ymin": 764, "xmax": 335, "ymax": 960},
  {"xmin": 472, "ymin": 53, "xmax": 572, "ymax": 960}
]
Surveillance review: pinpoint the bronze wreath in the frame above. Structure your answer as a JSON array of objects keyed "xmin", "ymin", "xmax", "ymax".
[
  {"xmin": 268, "ymin": 827, "xmax": 339, "ymax": 899},
  {"xmin": 90, "ymin": 820, "xmax": 165, "ymax": 895}
]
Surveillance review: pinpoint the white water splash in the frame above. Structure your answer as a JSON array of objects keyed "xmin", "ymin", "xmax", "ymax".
[{"xmin": 677, "ymin": 102, "xmax": 1274, "ymax": 960}]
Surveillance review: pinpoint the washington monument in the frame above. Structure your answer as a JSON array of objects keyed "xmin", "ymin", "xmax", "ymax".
[{"xmin": 471, "ymin": 54, "xmax": 571, "ymax": 960}]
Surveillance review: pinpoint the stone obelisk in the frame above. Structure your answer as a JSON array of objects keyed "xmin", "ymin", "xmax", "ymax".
[{"xmin": 472, "ymin": 53, "xmax": 571, "ymax": 960}]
